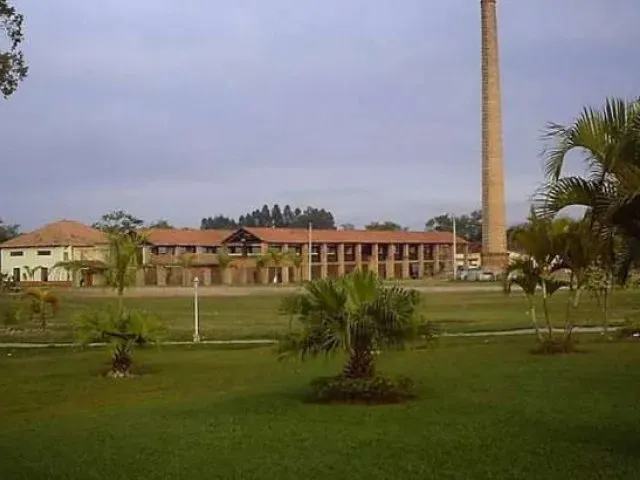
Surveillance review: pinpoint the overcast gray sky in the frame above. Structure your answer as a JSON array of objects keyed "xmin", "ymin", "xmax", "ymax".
[{"xmin": 1, "ymin": 0, "xmax": 638, "ymax": 230}]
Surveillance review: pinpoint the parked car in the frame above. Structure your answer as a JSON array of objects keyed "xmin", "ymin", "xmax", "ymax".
[{"xmin": 457, "ymin": 267, "xmax": 496, "ymax": 282}]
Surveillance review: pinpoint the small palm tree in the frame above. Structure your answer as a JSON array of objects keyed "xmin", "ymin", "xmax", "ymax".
[
  {"xmin": 280, "ymin": 270, "xmax": 419, "ymax": 379},
  {"xmin": 73, "ymin": 307, "xmax": 164, "ymax": 377},
  {"xmin": 56, "ymin": 230, "xmax": 146, "ymax": 314},
  {"xmin": 22, "ymin": 287, "xmax": 60, "ymax": 330},
  {"xmin": 23, "ymin": 266, "xmax": 42, "ymax": 282},
  {"xmin": 217, "ymin": 247, "xmax": 234, "ymax": 284}
]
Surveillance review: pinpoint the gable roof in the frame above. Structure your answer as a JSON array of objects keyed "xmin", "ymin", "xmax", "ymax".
[
  {"xmin": 0, "ymin": 220, "xmax": 108, "ymax": 249},
  {"xmin": 144, "ymin": 228, "xmax": 233, "ymax": 247},
  {"xmin": 223, "ymin": 227, "xmax": 467, "ymax": 245}
]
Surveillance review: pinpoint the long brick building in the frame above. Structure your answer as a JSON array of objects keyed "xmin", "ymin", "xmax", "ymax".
[{"xmin": 1, "ymin": 220, "xmax": 468, "ymax": 286}]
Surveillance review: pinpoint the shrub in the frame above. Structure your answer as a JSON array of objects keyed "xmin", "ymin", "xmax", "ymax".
[
  {"xmin": 530, "ymin": 337, "xmax": 576, "ymax": 355},
  {"xmin": 308, "ymin": 374, "xmax": 415, "ymax": 404}
]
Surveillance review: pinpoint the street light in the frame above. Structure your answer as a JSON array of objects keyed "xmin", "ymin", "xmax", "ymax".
[
  {"xmin": 193, "ymin": 276, "xmax": 201, "ymax": 343},
  {"xmin": 451, "ymin": 213, "xmax": 457, "ymax": 280}
]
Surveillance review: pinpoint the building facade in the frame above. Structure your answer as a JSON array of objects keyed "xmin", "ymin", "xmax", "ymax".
[{"xmin": 1, "ymin": 221, "xmax": 469, "ymax": 287}]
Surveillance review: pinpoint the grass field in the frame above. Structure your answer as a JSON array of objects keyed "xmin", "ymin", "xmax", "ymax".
[
  {"xmin": 2, "ymin": 337, "xmax": 640, "ymax": 479},
  {"xmin": 2, "ymin": 287, "xmax": 640, "ymax": 343}
]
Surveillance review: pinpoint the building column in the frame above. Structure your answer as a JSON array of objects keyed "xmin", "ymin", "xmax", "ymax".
[
  {"xmin": 370, "ymin": 244, "xmax": 379, "ymax": 275},
  {"xmin": 183, "ymin": 268, "xmax": 193, "ymax": 287},
  {"xmin": 463, "ymin": 243, "xmax": 470, "ymax": 268},
  {"xmin": 402, "ymin": 244, "xmax": 410, "ymax": 279},
  {"xmin": 355, "ymin": 244, "xmax": 363, "ymax": 271},
  {"xmin": 386, "ymin": 244, "xmax": 395, "ymax": 279},
  {"xmin": 203, "ymin": 267, "xmax": 212, "ymax": 286},
  {"xmin": 433, "ymin": 245, "xmax": 441, "ymax": 275},
  {"xmin": 281, "ymin": 244, "xmax": 290, "ymax": 284},
  {"xmin": 239, "ymin": 266, "xmax": 248, "ymax": 284},
  {"xmin": 156, "ymin": 266, "xmax": 166, "ymax": 286},
  {"xmin": 302, "ymin": 244, "xmax": 311, "ymax": 281},
  {"xmin": 418, "ymin": 244, "xmax": 425, "ymax": 278},
  {"xmin": 337, "ymin": 244, "xmax": 345, "ymax": 276},
  {"xmin": 320, "ymin": 243, "xmax": 328, "ymax": 278}
]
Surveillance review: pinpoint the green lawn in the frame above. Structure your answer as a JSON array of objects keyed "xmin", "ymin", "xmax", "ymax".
[
  {"xmin": 2, "ymin": 338, "xmax": 640, "ymax": 479},
  {"xmin": 2, "ymin": 288, "xmax": 640, "ymax": 343}
]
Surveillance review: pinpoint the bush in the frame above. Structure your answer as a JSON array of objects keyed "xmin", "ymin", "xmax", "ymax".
[{"xmin": 308, "ymin": 375, "xmax": 416, "ymax": 404}]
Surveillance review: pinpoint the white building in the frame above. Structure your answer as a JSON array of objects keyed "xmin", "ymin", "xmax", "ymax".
[{"xmin": 0, "ymin": 220, "xmax": 108, "ymax": 285}]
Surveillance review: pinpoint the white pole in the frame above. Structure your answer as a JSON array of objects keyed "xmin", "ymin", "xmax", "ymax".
[
  {"xmin": 308, "ymin": 222, "xmax": 313, "ymax": 281},
  {"xmin": 193, "ymin": 276, "xmax": 201, "ymax": 343},
  {"xmin": 452, "ymin": 214, "xmax": 457, "ymax": 280}
]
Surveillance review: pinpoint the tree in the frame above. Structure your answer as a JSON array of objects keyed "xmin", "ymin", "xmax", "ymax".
[
  {"xmin": 217, "ymin": 247, "xmax": 234, "ymax": 284},
  {"xmin": 340, "ymin": 223, "xmax": 356, "ymax": 230},
  {"xmin": 271, "ymin": 204, "xmax": 284, "ymax": 227},
  {"xmin": 22, "ymin": 287, "xmax": 59, "ymax": 330},
  {"xmin": 201, "ymin": 215, "xmax": 237, "ymax": 230},
  {"xmin": 280, "ymin": 270, "xmax": 419, "ymax": 379},
  {"xmin": 538, "ymin": 97, "xmax": 640, "ymax": 282},
  {"xmin": 507, "ymin": 211, "xmax": 571, "ymax": 351},
  {"xmin": 0, "ymin": 218, "xmax": 19, "ymax": 243},
  {"xmin": 0, "ymin": 1, "xmax": 27, "ymax": 98},
  {"xmin": 93, "ymin": 210, "xmax": 144, "ymax": 234},
  {"xmin": 147, "ymin": 219, "xmax": 174, "ymax": 229},
  {"xmin": 73, "ymin": 307, "xmax": 163, "ymax": 377},
  {"xmin": 365, "ymin": 221, "xmax": 406, "ymax": 231},
  {"xmin": 56, "ymin": 230, "xmax": 146, "ymax": 314},
  {"xmin": 426, "ymin": 210, "xmax": 482, "ymax": 242}
]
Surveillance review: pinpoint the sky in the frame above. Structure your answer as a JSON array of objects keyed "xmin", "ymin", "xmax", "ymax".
[{"xmin": 1, "ymin": 0, "xmax": 639, "ymax": 231}]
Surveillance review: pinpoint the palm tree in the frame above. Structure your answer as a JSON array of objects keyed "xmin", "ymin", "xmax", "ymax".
[
  {"xmin": 280, "ymin": 270, "xmax": 419, "ymax": 379},
  {"xmin": 177, "ymin": 252, "xmax": 195, "ymax": 286},
  {"xmin": 508, "ymin": 211, "xmax": 569, "ymax": 343},
  {"xmin": 23, "ymin": 266, "xmax": 41, "ymax": 282},
  {"xmin": 73, "ymin": 307, "xmax": 163, "ymax": 377},
  {"xmin": 56, "ymin": 230, "xmax": 146, "ymax": 314},
  {"xmin": 217, "ymin": 247, "xmax": 234, "ymax": 284},
  {"xmin": 538, "ymin": 97, "xmax": 640, "ymax": 281},
  {"xmin": 505, "ymin": 258, "xmax": 543, "ymax": 342},
  {"xmin": 22, "ymin": 287, "xmax": 60, "ymax": 330}
]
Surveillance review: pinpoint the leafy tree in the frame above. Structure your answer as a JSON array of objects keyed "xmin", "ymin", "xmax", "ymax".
[
  {"xmin": 73, "ymin": 307, "xmax": 163, "ymax": 377},
  {"xmin": 93, "ymin": 210, "xmax": 144, "ymax": 234},
  {"xmin": 426, "ymin": 210, "xmax": 482, "ymax": 242},
  {"xmin": 201, "ymin": 205, "xmax": 337, "ymax": 230},
  {"xmin": 201, "ymin": 215, "xmax": 237, "ymax": 230},
  {"xmin": 538, "ymin": 97, "xmax": 640, "ymax": 282},
  {"xmin": 340, "ymin": 223, "xmax": 356, "ymax": 230},
  {"xmin": 147, "ymin": 219, "xmax": 174, "ymax": 229},
  {"xmin": 279, "ymin": 270, "xmax": 420, "ymax": 379},
  {"xmin": 365, "ymin": 221, "xmax": 406, "ymax": 231},
  {"xmin": 0, "ymin": 1, "xmax": 27, "ymax": 98},
  {"xmin": 271, "ymin": 204, "xmax": 284, "ymax": 227},
  {"xmin": 0, "ymin": 218, "xmax": 19, "ymax": 243}
]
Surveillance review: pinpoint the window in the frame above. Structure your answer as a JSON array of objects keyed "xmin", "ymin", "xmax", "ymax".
[
  {"xmin": 9, "ymin": 251, "xmax": 23, "ymax": 257},
  {"xmin": 203, "ymin": 247, "xmax": 217, "ymax": 254},
  {"xmin": 183, "ymin": 246, "xmax": 197, "ymax": 254},
  {"xmin": 37, "ymin": 250, "xmax": 52, "ymax": 256},
  {"xmin": 41, "ymin": 267, "xmax": 49, "ymax": 282}
]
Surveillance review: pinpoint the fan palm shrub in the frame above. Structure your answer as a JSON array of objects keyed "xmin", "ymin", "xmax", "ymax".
[{"xmin": 279, "ymin": 270, "xmax": 421, "ymax": 403}]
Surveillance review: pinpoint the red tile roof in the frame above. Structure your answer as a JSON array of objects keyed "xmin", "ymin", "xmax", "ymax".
[
  {"xmin": 231, "ymin": 227, "xmax": 466, "ymax": 245},
  {"xmin": 0, "ymin": 220, "xmax": 107, "ymax": 248},
  {"xmin": 144, "ymin": 228, "xmax": 233, "ymax": 246}
]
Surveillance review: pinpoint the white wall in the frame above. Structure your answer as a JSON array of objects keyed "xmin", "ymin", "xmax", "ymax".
[{"xmin": 0, "ymin": 246, "xmax": 72, "ymax": 282}]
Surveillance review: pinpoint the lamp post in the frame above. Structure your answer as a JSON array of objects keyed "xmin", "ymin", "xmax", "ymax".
[
  {"xmin": 451, "ymin": 214, "xmax": 457, "ymax": 280},
  {"xmin": 193, "ymin": 276, "xmax": 201, "ymax": 343},
  {"xmin": 307, "ymin": 222, "xmax": 313, "ymax": 281}
]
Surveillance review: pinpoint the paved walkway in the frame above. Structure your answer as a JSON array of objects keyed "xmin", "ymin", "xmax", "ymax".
[{"xmin": 0, "ymin": 326, "xmax": 617, "ymax": 349}]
